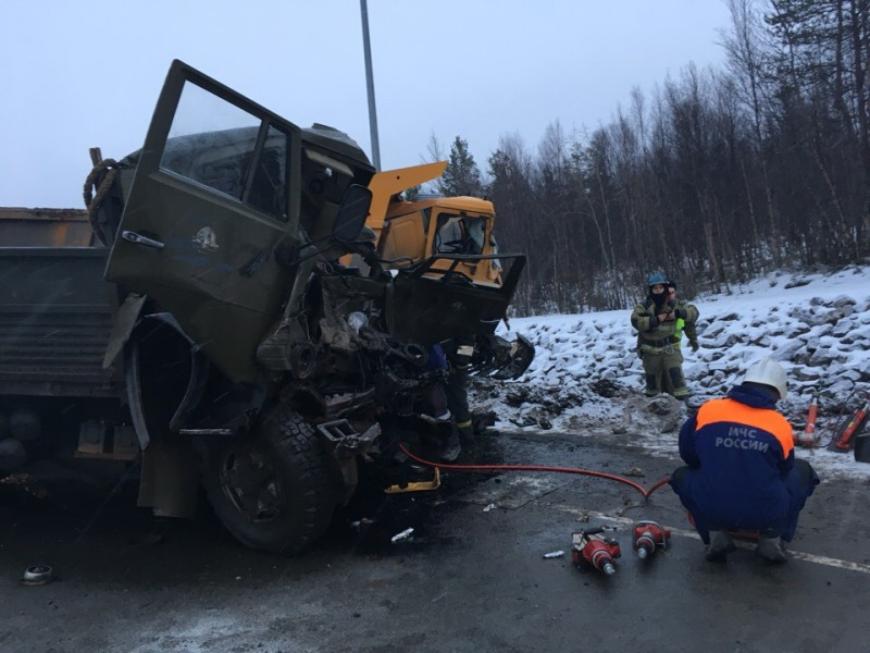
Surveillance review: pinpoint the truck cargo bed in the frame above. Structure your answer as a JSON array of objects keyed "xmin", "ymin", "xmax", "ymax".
[{"xmin": 0, "ymin": 247, "xmax": 119, "ymax": 398}]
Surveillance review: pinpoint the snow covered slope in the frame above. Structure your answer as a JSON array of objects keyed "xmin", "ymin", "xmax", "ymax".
[{"xmin": 473, "ymin": 265, "xmax": 870, "ymax": 479}]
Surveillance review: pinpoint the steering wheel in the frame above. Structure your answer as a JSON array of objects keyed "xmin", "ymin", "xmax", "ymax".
[{"xmin": 440, "ymin": 239, "xmax": 470, "ymax": 254}]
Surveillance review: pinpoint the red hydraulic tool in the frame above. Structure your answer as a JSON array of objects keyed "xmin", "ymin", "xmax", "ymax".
[
  {"xmin": 572, "ymin": 528, "xmax": 621, "ymax": 576},
  {"xmin": 633, "ymin": 520, "xmax": 671, "ymax": 559},
  {"xmin": 833, "ymin": 397, "xmax": 869, "ymax": 452},
  {"xmin": 796, "ymin": 389, "xmax": 821, "ymax": 448}
]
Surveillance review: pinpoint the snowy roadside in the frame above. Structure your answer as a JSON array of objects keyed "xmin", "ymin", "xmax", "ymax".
[{"xmin": 473, "ymin": 265, "xmax": 870, "ymax": 480}]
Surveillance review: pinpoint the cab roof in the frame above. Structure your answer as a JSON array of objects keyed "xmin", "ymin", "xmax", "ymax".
[{"xmin": 387, "ymin": 195, "xmax": 495, "ymax": 218}]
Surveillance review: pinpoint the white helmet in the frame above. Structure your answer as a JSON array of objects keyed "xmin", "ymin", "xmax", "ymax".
[{"xmin": 743, "ymin": 358, "xmax": 788, "ymax": 400}]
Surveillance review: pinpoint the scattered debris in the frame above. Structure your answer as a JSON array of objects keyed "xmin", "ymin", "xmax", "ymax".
[
  {"xmin": 482, "ymin": 503, "xmax": 496, "ymax": 513},
  {"xmin": 21, "ymin": 564, "xmax": 53, "ymax": 587},
  {"xmin": 623, "ymin": 467, "xmax": 645, "ymax": 477},
  {"xmin": 590, "ymin": 378, "xmax": 621, "ymax": 398},
  {"xmin": 616, "ymin": 502, "xmax": 645, "ymax": 516},
  {"xmin": 647, "ymin": 396, "xmax": 680, "ymax": 416},
  {"xmin": 542, "ymin": 550, "xmax": 565, "ymax": 559},
  {"xmin": 0, "ymin": 473, "xmax": 48, "ymax": 499},
  {"xmin": 390, "ymin": 527, "xmax": 415, "ymax": 544}
]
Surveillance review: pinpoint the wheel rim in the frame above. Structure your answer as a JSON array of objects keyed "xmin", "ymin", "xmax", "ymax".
[{"xmin": 219, "ymin": 445, "xmax": 285, "ymax": 522}]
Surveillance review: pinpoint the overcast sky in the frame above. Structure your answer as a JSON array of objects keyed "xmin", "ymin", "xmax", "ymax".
[{"xmin": 1, "ymin": 0, "xmax": 731, "ymax": 208}]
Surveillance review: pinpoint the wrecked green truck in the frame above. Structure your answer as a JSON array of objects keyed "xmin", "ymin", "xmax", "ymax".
[{"xmin": 0, "ymin": 60, "xmax": 530, "ymax": 553}]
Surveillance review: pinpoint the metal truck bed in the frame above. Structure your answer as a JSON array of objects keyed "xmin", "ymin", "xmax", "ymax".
[{"xmin": 0, "ymin": 247, "xmax": 119, "ymax": 398}]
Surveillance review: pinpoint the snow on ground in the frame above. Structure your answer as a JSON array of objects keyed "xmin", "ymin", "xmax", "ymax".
[{"xmin": 472, "ymin": 265, "xmax": 870, "ymax": 480}]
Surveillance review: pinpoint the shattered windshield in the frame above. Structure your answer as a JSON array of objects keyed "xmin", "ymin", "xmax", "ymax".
[{"xmin": 434, "ymin": 213, "xmax": 487, "ymax": 255}]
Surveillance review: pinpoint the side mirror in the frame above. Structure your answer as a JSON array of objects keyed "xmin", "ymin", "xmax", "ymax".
[{"xmin": 333, "ymin": 184, "xmax": 372, "ymax": 242}]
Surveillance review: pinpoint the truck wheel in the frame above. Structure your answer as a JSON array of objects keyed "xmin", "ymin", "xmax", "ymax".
[{"xmin": 202, "ymin": 406, "xmax": 335, "ymax": 554}]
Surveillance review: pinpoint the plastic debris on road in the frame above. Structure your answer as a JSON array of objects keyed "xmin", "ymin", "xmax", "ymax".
[{"xmin": 391, "ymin": 527, "xmax": 415, "ymax": 543}]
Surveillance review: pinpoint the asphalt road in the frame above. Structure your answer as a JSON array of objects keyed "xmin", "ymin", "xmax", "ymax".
[{"xmin": 1, "ymin": 430, "xmax": 869, "ymax": 653}]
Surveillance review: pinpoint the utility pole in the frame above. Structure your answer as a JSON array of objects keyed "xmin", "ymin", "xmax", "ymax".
[{"xmin": 360, "ymin": 0, "xmax": 381, "ymax": 170}]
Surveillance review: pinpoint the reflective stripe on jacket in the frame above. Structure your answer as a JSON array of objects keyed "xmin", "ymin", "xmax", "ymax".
[
  {"xmin": 672, "ymin": 317, "xmax": 686, "ymax": 348},
  {"xmin": 631, "ymin": 297, "xmax": 698, "ymax": 347}
]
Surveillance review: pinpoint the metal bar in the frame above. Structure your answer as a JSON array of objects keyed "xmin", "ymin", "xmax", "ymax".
[
  {"xmin": 360, "ymin": 0, "xmax": 381, "ymax": 170},
  {"xmin": 410, "ymin": 252, "xmax": 525, "ymax": 277}
]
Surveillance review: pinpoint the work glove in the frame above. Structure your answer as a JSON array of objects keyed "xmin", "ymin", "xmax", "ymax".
[
  {"xmin": 689, "ymin": 340, "xmax": 699, "ymax": 352},
  {"xmin": 674, "ymin": 307, "xmax": 688, "ymax": 320},
  {"xmin": 647, "ymin": 315, "xmax": 659, "ymax": 329}
]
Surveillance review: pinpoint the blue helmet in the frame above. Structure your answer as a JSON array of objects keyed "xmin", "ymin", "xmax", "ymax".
[{"xmin": 646, "ymin": 272, "xmax": 669, "ymax": 286}]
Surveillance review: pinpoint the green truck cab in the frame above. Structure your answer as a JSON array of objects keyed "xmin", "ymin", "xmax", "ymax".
[{"xmin": 0, "ymin": 61, "xmax": 527, "ymax": 553}]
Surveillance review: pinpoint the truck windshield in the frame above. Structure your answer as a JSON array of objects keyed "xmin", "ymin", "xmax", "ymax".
[{"xmin": 434, "ymin": 213, "xmax": 487, "ymax": 255}]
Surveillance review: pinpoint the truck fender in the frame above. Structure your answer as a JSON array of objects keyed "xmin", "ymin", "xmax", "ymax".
[
  {"xmin": 102, "ymin": 293, "xmax": 148, "ymax": 369},
  {"xmin": 123, "ymin": 312, "xmax": 208, "ymax": 450},
  {"xmin": 124, "ymin": 338, "xmax": 151, "ymax": 449}
]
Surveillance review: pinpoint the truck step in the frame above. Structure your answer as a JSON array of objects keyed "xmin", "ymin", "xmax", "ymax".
[{"xmin": 74, "ymin": 421, "xmax": 138, "ymax": 461}]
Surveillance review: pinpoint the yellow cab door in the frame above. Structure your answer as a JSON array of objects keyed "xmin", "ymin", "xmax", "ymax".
[{"xmin": 378, "ymin": 208, "xmax": 429, "ymax": 264}]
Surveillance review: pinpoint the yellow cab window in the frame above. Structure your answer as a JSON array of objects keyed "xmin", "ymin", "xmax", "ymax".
[{"xmin": 433, "ymin": 213, "xmax": 487, "ymax": 255}]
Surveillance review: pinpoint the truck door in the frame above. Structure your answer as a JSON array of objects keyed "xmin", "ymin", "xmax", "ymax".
[{"xmin": 106, "ymin": 60, "xmax": 302, "ymax": 383}]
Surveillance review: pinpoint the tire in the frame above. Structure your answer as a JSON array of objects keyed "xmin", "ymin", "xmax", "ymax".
[{"xmin": 202, "ymin": 405, "xmax": 336, "ymax": 554}]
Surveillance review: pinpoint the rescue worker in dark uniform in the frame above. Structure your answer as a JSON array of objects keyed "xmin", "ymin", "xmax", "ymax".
[
  {"xmin": 445, "ymin": 349, "xmax": 474, "ymax": 443},
  {"xmin": 422, "ymin": 344, "xmax": 461, "ymax": 462},
  {"xmin": 445, "ymin": 331, "xmax": 493, "ymax": 445},
  {"xmin": 670, "ymin": 358, "xmax": 820, "ymax": 563},
  {"xmin": 630, "ymin": 273, "xmax": 699, "ymax": 398}
]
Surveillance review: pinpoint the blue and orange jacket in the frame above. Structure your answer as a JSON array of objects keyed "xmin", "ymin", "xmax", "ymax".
[{"xmin": 672, "ymin": 384, "xmax": 795, "ymax": 532}]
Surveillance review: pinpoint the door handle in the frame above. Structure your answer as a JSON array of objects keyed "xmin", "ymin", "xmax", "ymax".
[{"xmin": 122, "ymin": 230, "xmax": 165, "ymax": 250}]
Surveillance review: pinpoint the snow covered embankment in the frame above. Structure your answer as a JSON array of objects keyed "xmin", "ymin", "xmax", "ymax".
[{"xmin": 472, "ymin": 266, "xmax": 870, "ymax": 480}]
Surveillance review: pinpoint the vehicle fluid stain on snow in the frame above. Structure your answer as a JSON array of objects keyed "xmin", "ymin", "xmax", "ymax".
[
  {"xmin": 128, "ymin": 615, "xmax": 249, "ymax": 653},
  {"xmin": 127, "ymin": 606, "xmax": 333, "ymax": 652},
  {"xmin": 476, "ymin": 266, "xmax": 870, "ymax": 480}
]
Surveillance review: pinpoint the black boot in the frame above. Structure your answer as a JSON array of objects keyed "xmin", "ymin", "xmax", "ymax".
[
  {"xmin": 668, "ymin": 367, "xmax": 691, "ymax": 399},
  {"xmin": 457, "ymin": 420, "xmax": 476, "ymax": 446},
  {"xmin": 472, "ymin": 411, "xmax": 498, "ymax": 436},
  {"xmin": 438, "ymin": 428, "xmax": 461, "ymax": 462}
]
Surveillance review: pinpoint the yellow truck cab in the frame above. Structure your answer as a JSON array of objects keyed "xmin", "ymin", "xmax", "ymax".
[
  {"xmin": 343, "ymin": 161, "xmax": 534, "ymax": 382},
  {"xmin": 379, "ymin": 195, "xmax": 501, "ymax": 286},
  {"xmin": 359, "ymin": 162, "xmax": 502, "ymax": 286}
]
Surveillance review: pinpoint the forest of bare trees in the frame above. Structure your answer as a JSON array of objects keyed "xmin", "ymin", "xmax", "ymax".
[{"xmin": 436, "ymin": 0, "xmax": 869, "ymax": 314}]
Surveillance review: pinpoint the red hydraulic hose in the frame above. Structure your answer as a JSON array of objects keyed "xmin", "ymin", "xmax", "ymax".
[
  {"xmin": 399, "ymin": 443, "xmax": 671, "ymax": 500},
  {"xmin": 643, "ymin": 476, "xmax": 672, "ymax": 497}
]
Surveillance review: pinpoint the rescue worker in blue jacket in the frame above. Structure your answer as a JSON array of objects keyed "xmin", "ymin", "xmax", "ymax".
[{"xmin": 669, "ymin": 358, "xmax": 819, "ymax": 563}]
